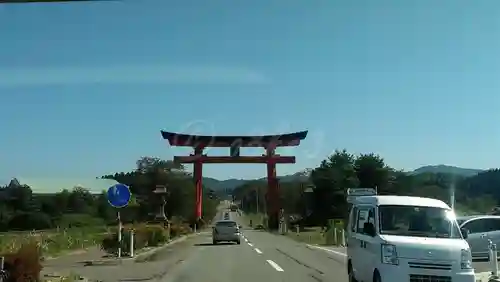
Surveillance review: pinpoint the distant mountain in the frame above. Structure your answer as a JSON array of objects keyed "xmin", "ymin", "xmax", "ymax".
[
  {"xmin": 203, "ymin": 170, "xmax": 311, "ymax": 192},
  {"xmin": 411, "ymin": 165, "xmax": 484, "ymax": 177},
  {"xmin": 202, "ymin": 177, "xmax": 249, "ymax": 192}
]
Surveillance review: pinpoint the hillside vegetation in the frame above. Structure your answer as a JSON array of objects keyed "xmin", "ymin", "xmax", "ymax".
[
  {"xmin": 232, "ymin": 150, "xmax": 499, "ymax": 227},
  {"xmin": 0, "ymin": 156, "xmax": 219, "ymax": 232},
  {"xmin": 206, "ymin": 164, "xmax": 483, "ymax": 192}
]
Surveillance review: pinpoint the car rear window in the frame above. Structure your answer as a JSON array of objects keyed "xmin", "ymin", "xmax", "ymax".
[{"xmin": 216, "ymin": 221, "xmax": 237, "ymax": 227}]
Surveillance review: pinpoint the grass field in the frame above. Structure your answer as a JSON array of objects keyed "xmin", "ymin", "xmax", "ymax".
[
  {"xmin": 0, "ymin": 225, "xmax": 110, "ymax": 236},
  {"xmin": 0, "ymin": 226, "xmax": 110, "ymax": 257}
]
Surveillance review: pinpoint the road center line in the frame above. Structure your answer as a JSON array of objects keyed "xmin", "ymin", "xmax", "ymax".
[
  {"xmin": 244, "ymin": 238, "xmax": 249, "ymax": 242},
  {"xmin": 266, "ymin": 260, "xmax": 284, "ymax": 272},
  {"xmin": 254, "ymin": 248, "xmax": 262, "ymax": 254},
  {"xmin": 248, "ymin": 243, "xmax": 254, "ymax": 247}
]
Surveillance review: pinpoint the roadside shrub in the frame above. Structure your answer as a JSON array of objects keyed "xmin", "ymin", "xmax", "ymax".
[
  {"xmin": 143, "ymin": 225, "xmax": 169, "ymax": 247},
  {"xmin": 100, "ymin": 224, "xmax": 170, "ymax": 255},
  {"xmin": 169, "ymin": 223, "xmax": 191, "ymax": 238},
  {"xmin": 168, "ymin": 217, "xmax": 192, "ymax": 238},
  {"xmin": 197, "ymin": 218, "xmax": 207, "ymax": 229},
  {"xmin": 100, "ymin": 235, "xmax": 119, "ymax": 255},
  {"xmin": 169, "ymin": 225, "xmax": 180, "ymax": 238},
  {"xmin": 1, "ymin": 241, "xmax": 42, "ymax": 282},
  {"xmin": 0, "ymin": 228, "xmax": 107, "ymax": 261}
]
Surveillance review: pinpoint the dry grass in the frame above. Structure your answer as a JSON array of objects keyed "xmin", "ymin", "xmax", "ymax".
[
  {"xmin": 243, "ymin": 213, "xmax": 267, "ymax": 228},
  {"xmin": 0, "ymin": 228, "xmax": 107, "ymax": 257},
  {"xmin": 285, "ymin": 226, "xmax": 326, "ymax": 245}
]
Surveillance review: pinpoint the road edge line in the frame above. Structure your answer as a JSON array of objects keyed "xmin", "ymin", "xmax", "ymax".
[{"xmin": 306, "ymin": 244, "xmax": 347, "ymax": 257}]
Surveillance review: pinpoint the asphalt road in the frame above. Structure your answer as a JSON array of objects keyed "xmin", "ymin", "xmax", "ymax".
[
  {"xmin": 160, "ymin": 206, "xmax": 499, "ymax": 282},
  {"xmin": 161, "ymin": 209, "xmax": 348, "ymax": 282}
]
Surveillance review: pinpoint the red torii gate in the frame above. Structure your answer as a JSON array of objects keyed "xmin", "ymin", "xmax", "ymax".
[{"xmin": 160, "ymin": 130, "xmax": 308, "ymax": 230}]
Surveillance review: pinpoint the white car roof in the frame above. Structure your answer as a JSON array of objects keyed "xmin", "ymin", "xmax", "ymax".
[{"xmin": 353, "ymin": 195, "xmax": 450, "ymax": 209}]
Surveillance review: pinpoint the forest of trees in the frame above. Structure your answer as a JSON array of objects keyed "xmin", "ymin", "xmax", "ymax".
[
  {"xmin": 3, "ymin": 150, "xmax": 500, "ymax": 232},
  {"xmin": 0, "ymin": 157, "xmax": 219, "ymax": 231},
  {"xmin": 233, "ymin": 149, "xmax": 500, "ymax": 227}
]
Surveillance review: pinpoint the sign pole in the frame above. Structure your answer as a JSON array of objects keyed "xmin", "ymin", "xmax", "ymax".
[{"xmin": 117, "ymin": 210, "xmax": 122, "ymax": 259}]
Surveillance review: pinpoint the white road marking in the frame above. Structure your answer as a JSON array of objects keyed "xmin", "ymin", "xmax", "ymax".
[
  {"xmin": 244, "ymin": 238, "xmax": 249, "ymax": 242},
  {"xmin": 307, "ymin": 244, "xmax": 347, "ymax": 257},
  {"xmin": 254, "ymin": 248, "xmax": 262, "ymax": 254},
  {"xmin": 267, "ymin": 260, "xmax": 284, "ymax": 272},
  {"xmin": 248, "ymin": 243, "xmax": 254, "ymax": 247}
]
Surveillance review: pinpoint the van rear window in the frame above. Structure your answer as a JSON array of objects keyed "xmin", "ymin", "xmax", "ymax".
[{"xmin": 216, "ymin": 221, "xmax": 237, "ymax": 227}]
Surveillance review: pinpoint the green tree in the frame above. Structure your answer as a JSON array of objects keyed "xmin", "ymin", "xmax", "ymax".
[
  {"xmin": 310, "ymin": 149, "xmax": 358, "ymax": 226},
  {"xmin": 354, "ymin": 153, "xmax": 390, "ymax": 193}
]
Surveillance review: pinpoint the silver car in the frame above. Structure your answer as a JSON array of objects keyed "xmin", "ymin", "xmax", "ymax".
[
  {"xmin": 458, "ymin": 215, "xmax": 500, "ymax": 259},
  {"xmin": 212, "ymin": 220, "xmax": 241, "ymax": 245}
]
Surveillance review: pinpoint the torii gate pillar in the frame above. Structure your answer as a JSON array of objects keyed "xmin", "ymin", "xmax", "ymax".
[
  {"xmin": 266, "ymin": 146, "xmax": 279, "ymax": 229},
  {"xmin": 193, "ymin": 147, "xmax": 204, "ymax": 220}
]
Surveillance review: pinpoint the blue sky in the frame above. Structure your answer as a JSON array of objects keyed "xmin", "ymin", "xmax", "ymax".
[{"xmin": 1, "ymin": 0, "xmax": 499, "ymax": 181}]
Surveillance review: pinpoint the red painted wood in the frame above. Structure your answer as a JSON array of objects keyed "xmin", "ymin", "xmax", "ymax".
[{"xmin": 173, "ymin": 156, "xmax": 296, "ymax": 164}]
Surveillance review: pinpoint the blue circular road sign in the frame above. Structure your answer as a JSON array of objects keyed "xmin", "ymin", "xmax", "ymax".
[{"xmin": 107, "ymin": 183, "xmax": 131, "ymax": 208}]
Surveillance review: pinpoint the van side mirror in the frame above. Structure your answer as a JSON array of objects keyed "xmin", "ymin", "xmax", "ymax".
[
  {"xmin": 364, "ymin": 222, "xmax": 376, "ymax": 237},
  {"xmin": 461, "ymin": 228, "xmax": 469, "ymax": 239}
]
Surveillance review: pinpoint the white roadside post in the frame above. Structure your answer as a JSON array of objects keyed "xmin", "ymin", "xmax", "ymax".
[
  {"xmin": 130, "ymin": 229, "xmax": 135, "ymax": 258},
  {"xmin": 340, "ymin": 229, "xmax": 346, "ymax": 247},
  {"xmin": 489, "ymin": 239, "xmax": 499, "ymax": 278},
  {"xmin": 333, "ymin": 227, "xmax": 338, "ymax": 245},
  {"xmin": 117, "ymin": 211, "xmax": 122, "ymax": 259},
  {"xmin": 0, "ymin": 256, "xmax": 4, "ymax": 282}
]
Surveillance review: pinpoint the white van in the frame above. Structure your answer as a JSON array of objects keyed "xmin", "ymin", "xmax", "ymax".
[{"xmin": 347, "ymin": 195, "xmax": 475, "ymax": 282}]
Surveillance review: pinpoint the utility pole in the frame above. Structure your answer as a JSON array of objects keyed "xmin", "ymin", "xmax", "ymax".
[
  {"xmin": 256, "ymin": 188, "xmax": 260, "ymax": 214},
  {"xmin": 264, "ymin": 192, "xmax": 268, "ymax": 214}
]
